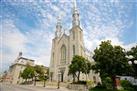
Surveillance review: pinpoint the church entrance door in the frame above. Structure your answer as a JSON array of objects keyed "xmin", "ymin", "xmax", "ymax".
[
  {"xmin": 61, "ymin": 71, "xmax": 64, "ymax": 82},
  {"xmin": 59, "ymin": 67, "xmax": 65, "ymax": 82}
]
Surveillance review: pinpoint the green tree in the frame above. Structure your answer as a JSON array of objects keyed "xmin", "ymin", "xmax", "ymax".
[
  {"xmin": 120, "ymin": 80, "xmax": 134, "ymax": 91},
  {"xmin": 21, "ymin": 65, "xmax": 35, "ymax": 81},
  {"xmin": 92, "ymin": 40, "xmax": 130, "ymax": 90},
  {"xmin": 34, "ymin": 65, "xmax": 45, "ymax": 80},
  {"xmin": 68, "ymin": 63, "xmax": 77, "ymax": 82},
  {"xmin": 34, "ymin": 65, "xmax": 49, "ymax": 82},
  {"xmin": 127, "ymin": 45, "xmax": 137, "ymax": 77},
  {"xmin": 68, "ymin": 55, "xmax": 92, "ymax": 82},
  {"xmin": 84, "ymin": 59, "xmax": 92, "ymax": 75},
  {"xmin": 34, "ymin": 65, "xmax": 45, "ymax": 75},
  {"xmin": 127, "ymin": 45, "xmax": 137, "ymax": 59},
  {"xmin": 34, "ymin": 65, "xmax": 49, "ymax": 81}
]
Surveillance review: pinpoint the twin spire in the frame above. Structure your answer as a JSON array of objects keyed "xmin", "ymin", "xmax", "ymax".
[
  {"xmin": 55, "ymin": 16, "xmax": 62, "ymax": 37},
  {"xmin": 55, "ymin": 0, "xmax": 80, "ymax": 37},
  {"xmin": 72, "ymin": 0, "xmax": 80, "ymax": 26}
]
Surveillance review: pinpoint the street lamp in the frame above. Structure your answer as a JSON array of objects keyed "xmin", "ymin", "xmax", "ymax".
[
  {"xmin": 43, "ymin": 73, "xmax": 48, "ymax": 87},
  {"xmin": 126, "ymin": 55, "xmax": 137, "ymax": 77},
  {"xmin": 128, "ymin": 61, "xmax": 132, "ymax": 65},
  {"xmin": 134, "ymin": 60, "xmax": 137, "ymax": 64},
  {"xmin": 128, "ymin": 60, "xmax": 137, "ymax": 65},
  {"xmin": 34, "ymin": 72, "xmax": 38, "ymax": 86},
  {"xmin": 57, "ymin": 74, "xmax": 60, "ymax": 89}
]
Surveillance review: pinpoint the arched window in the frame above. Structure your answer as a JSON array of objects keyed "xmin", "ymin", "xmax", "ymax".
[
  {"xmin": 73, "ymin": 45, "xmax": 75, "ymax": 56},
  {"xmin": 81, "ymin": 46, "xmax": 82, "ymax": 56},
  {"xmin": 52, "ymin": 53, "xmax": 54, "ymax": 67},
  {"xmin": 73, "ymin": 31, "xmax": 75, "ymax": 40},
  {"xmin": 61, "ymin": 45, "xmax": 66, "ymax": 64}
]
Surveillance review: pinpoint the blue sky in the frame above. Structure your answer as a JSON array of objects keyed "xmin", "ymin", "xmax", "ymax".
[{"xmin": 0, "ymin": 0, "xmax": 137, "ymax": 74}]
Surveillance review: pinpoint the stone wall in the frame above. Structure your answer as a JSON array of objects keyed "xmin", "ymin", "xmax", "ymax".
[{"xmin": 67, "ymin": 84, "xmax": 88, "ymax": 91}]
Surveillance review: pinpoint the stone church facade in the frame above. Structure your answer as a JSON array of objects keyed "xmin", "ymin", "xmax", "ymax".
[{"xmin": 49, "ymin": 1, "xmax": 101, "ymax": 83}]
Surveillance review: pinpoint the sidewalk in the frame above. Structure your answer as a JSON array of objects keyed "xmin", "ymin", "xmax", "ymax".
[{"xmin": 23, "ymin": 84, "xmax": 77, "ymax": 91}]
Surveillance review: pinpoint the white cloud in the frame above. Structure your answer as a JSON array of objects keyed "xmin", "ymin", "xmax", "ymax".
[
  {"xmin": 21, "ymin": 27, "xmax": 54, "ymax": 67},
  {"xmin": 1, "ymin": 19, "xmax": 55, "ymax": 73},
  {"xmin": 1, "ymin": 1, "xmax": 136, "ymax": 74},
  {"xmin": 82, "ymin": 1, "xmax": 136, "ymax": 53},
  {"xmin": 2, "ymin": 20, "xmax": 27, "ymax": 53},
  {"xmin": 124, "ymin": 43, "xmax": 137, "ymax": 51},
  {"xmin": 35, "ymin": 54, "xmax": 51, "ymax": 67},
  {"xmin": 84, "ymin": 35, "xmax": 136, "ymax": 53},
  {"xmin": 1, "ymin": 20, "xmax": 27, "ymax": 73},
  {"xmin": 51, "ymin": 5, "xmax": 60, "ymax": 12}
]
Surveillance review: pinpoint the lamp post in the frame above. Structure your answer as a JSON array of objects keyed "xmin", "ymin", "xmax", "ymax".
[
  {"xmin": 126, "ymin": 55, "xmax": 137, "ymax": 77},
  {"xmin": 34, "ymin": 75, "xmax": 36, "ymax": 86},
  {"xmin": 128, "ymin": 60, "xmax": 137, "ymax": 65},
  {"xmin": 43, "ymin": 73, "xmax": 48, "ymax": 87},
  {"xmin": 57, "ymin": 74, "xmax": 60, "ymax": 89},
  {"xmin": 34, "ymin": 72, "xmax": 38, "ymax": 86}
]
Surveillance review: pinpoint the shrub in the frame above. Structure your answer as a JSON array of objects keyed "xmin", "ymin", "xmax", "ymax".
[
  {"xmin": 102, "ymin": 77, "xmax": 113, "ymax": 90},
  {"xmin": 120, "ymin": 80, "xmax": 134, "ymax": 91},
  {"xmin": 95, "ymin": 83, "xmax": 106, "ymax": 89},
  {"xmin": 132, "ymin": 85, "xmax": 137, "ymax": 91},
  {"xmin": 73, "ymin": 81, "xmax": 87, "ymax": 84},
  {"xmin": 87, "ymin": 80, "xmax": 94, "ymax": 86}
]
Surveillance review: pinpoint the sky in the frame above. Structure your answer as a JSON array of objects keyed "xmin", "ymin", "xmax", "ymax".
[{"xmin": 0, "ymin": 0, "xmax": 137, "ymax": 74}]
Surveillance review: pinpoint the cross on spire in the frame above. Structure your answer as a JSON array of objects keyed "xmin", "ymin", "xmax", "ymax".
[
  {"xmin": 73, "ymin": 0, "xmax": 77, "ymax": 10},
  {"xmin": 72, "ymin": 0, "xmax": 78, "ymax": 14},
  {"xmin": 72, "ymin": 0, "xmax": 80, "ymax": 27}
]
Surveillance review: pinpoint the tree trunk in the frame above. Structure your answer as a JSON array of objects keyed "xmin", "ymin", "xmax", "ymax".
[
  {"xmin": 111, "ymin": 75, "xmax": 117, "ymax": 90},
  {"xmin": 25, "ymin": 79, "xmax": 27, "ymax": 83},
  {"xmin": 34, "ymin": 76, "xmax": 36, "ymax": 86},
  {"xmin": 43, "ymin": 80, "xmax": 46, "ymax": 87},
  {"xmin": 78, "ymin": 71, "xmax": 80, "ymax": 82},
  {"xmin": 73, "ymin": 74, "xmax": 75, "ymax": 82}
]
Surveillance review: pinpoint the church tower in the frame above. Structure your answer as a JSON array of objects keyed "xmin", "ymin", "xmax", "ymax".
[
  {"xmin": 72, "ymin": 0, "xmax": 80, "ymax": 27},
  {"xmin": 49, "ymin": 0, "xmax": 101, "ymax": 83},
  {"xmin": 69, "ymin": 0, "xmax": 84, "ymax": 59},
  {"xmin": 55, "ymin": 16, "xmax": 62, "ymax": 37}
]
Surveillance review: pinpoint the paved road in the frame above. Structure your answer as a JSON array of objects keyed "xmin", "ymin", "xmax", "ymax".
[{"xmin": 0, "ymin": 83, "xmax": 73, "ymax": 91}]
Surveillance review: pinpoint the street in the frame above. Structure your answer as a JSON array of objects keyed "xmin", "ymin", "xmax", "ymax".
[{"xmin": 0, "ymin": 83, "xmax": 72, "ymax": 91}]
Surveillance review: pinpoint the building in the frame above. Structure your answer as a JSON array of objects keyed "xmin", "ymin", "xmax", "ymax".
[
  {"xmin": 3, "ymin": 52, "xmax": 49, "ymax": 84},
  {"xmin": 49, "ymin": 0, "xmax": 101, "ymax": 83},
  {"xmin": 1, "ymin": 71, "xmax": 12, "ymax": 83},
  {"xmin": 8, "ymin": 52, "xmax": 35, "ymax": 84}
]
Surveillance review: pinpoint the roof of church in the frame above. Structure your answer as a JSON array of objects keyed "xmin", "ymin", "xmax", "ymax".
[{"xmin": 58, "ymin": 33, "xmax": 69, "ymax": 43}]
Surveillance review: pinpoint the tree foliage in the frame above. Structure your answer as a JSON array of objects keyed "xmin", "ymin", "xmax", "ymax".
[
  {"xmin": 127, "ymin": 45, "xmax": 137, "ymax": 77},
  {"xmin": 92, "ymin": 40, "xmax": 130, "ymax": 89},
  {"xmin": 34, "ymin": 65, "xmax": 45, "ymax": 75},
  {"xmin": 120, "ymin": 80, "xmax": 134, "ymax": 91},
  {"xmin": 68, "ymin": 55, "xmax": 92, "ymax": 82},
  {"xmin": 21, "ymin": 65, "xmax": 35, "ymax": 80},
  {"xmin": 127, "ymin": 45, "xmax": 137, "ymax": 59},
  {"xmin": 34, "ymin": 65, "xmax": 48, "ymax": 81},
  {"xmin": 21, "ymin": 65, "xmax": 48, "ymax": 82}
]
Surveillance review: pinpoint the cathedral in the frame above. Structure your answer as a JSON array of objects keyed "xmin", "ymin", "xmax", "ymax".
[{"xmin": 49, "ymin": 1, "xmax": 101, "ymax": 83}]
